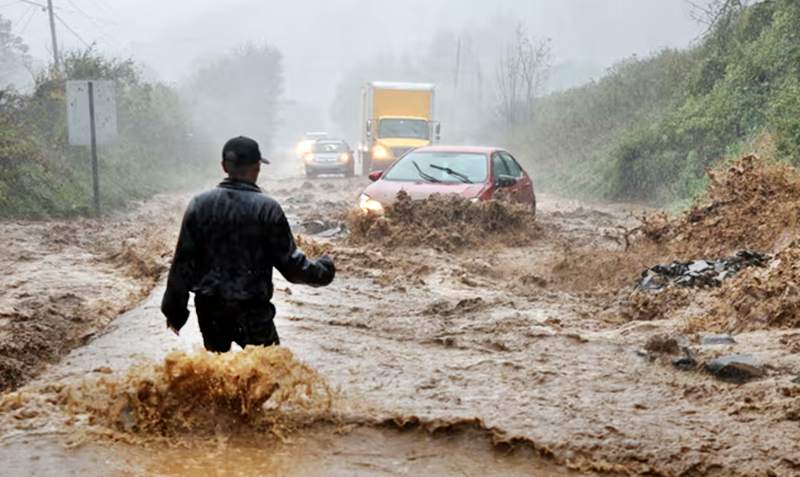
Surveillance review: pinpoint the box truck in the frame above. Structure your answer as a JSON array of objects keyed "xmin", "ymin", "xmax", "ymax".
[{"xmin": 359, "ymin": 81, "xmax": 440, "ymax": 174}]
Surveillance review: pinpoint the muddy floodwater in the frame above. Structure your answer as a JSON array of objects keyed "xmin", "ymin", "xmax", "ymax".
[{"xmin": 2, "ymin": 164, "xmax": 800, "ymax": 476}]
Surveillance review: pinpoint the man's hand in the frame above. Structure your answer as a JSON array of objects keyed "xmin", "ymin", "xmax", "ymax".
[
  {"xmin": 317, "ymin": 255, "xmax": 336, "ymax": 283},
  {"xmin": 318, "ymin": 254, "xmax": 335, "ymax": 270}
]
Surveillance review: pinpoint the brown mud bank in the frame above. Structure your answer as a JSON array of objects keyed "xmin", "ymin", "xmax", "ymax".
[{"xmin": 0, "ymin": 196, "xmax": 186, "ymax": 391}]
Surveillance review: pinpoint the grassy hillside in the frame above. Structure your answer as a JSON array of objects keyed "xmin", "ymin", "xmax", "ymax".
[{"xmin": 522, "ymin": 0, "xmax": 800, "ymax": 207}]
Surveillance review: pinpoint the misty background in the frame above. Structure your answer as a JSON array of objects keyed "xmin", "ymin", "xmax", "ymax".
[
  {"xmin": 4, "ymin": 0, "xmax": 703, "ymax": 141},
  {"xmin": 9, "ymin": 0, "xmax": 792, "ymax": 216}
]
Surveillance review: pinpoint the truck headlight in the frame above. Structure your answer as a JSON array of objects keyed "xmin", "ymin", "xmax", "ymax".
[
  {"xmin": 297, "ymin": 142, "xmax": 312, "ymax": 155},
  {"xmin": 373, "ymin": 146, "xmax": 389, "ymax": 159},
  {"xmin": 359, "ymin": 194, "xmax": 384, "ymax": 213}
]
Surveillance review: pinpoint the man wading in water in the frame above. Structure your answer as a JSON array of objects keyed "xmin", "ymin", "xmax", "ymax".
[{"xmin": 161, "ymin": 136, "xmax": 335, "ymax": 351}]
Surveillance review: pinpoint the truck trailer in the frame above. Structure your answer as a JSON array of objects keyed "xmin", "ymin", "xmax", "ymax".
[{"xmin": 359, "ymin": 81, "xmax": 440, "ymax": 175}]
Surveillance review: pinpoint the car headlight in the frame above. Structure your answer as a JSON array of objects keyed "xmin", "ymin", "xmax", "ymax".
[
  {"xmin": 340, "ymin": 152, "xmax": 351, "ymax": 162},
  {"xmin": 470, "ymin": 197, "xmax": 480, "ymax": 203},
  {"xmin": 359, "ymin": 194, "xmax": 384, "ymax": 213},
  {"xmin": 373, "ymin": 146, "xmax": 388, "ymax": 159},
  {"xmin": 304, "ymin": 153, "xmax": 315, "ymax": 162}
]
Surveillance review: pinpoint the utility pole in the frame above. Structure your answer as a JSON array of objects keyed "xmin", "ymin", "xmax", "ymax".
[
  {"xmin": 20, "ymin": 0, "xmax": 59, "ymax": 68},
  {"xmin": 47, "ymin": 0, "xmax": 59, "ymax": 68}
]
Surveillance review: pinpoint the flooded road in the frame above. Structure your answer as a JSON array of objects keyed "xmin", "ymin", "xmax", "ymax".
[{"xmin": 2, "ymin": 167, "xmax": 800, "ymax": 476}]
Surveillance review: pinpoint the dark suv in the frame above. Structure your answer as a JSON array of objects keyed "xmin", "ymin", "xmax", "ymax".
[{"xmin": 303, "ymin": 139, "xmax": 355, "ymax": 179}]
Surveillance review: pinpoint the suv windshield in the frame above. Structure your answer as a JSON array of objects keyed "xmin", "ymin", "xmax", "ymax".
[
  {"xmin": 378, "ymin": 119, "xmax": 430, "ymax": 140},
  {"xmin": 313, "ymin": 142, "xmax": 348, "ymax": 154},
  {"xmin": 383, "ymin": 151, "xmax": 488, "ymax": 183}
]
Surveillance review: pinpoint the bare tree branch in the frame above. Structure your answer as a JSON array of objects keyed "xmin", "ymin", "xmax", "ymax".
[
  {"xmin": 685, "ymin": 0, "xmax": 750, "ymax": 35},
  {"xmin": 495, "ymin": 23, "xmax": 552, "ymax": 128}
]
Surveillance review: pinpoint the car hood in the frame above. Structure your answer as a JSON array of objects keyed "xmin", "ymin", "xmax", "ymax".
[{"xmin": 362, "ymin": 180, "xmax": 487, "ymax": 204}]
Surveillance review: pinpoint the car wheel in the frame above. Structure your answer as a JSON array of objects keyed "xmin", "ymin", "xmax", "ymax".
[
  {"xmin": 344, "ymin": 168, "xmax": 354, "ymax": 178},
  {"xmin": 531, "ymin": 195, "xmax": 537, "ymax": 218},
  {"xmin": 305, "ymin": 170, "xmax": 316, "ymax": 179}
]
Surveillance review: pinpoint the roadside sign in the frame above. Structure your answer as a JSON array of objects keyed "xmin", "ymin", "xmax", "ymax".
[
  {"xmin": 65, "ymin": 80, "xmax": 118, "ymax": 217},
  {"xmin": 66, "ymin": 80, "xmax": 117, "ymax": 146}
]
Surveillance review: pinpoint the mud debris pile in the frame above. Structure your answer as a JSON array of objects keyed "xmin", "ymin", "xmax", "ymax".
[
  {"xmin": 708, "ymin": 246, "xmax": 800, "ymax": 331},
  {"xmin": 0, "ymin": 205, "xmax": 182, "ymax": 392},
  {"xmin": 348, "ymin": 190, "xmax": 541, "ymax": 252},
  {"xmin": 619, "ymin": 155, "xmax": 800, "ymax": 331},
  {"xmin": 641, "ymin": 154, "xmax": 800, "ymax": 257}
]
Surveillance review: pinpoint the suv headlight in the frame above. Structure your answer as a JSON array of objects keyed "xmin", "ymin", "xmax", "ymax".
[{"xmin": 359, "ymin": 194, "xmax": 384, "ymax": 213}]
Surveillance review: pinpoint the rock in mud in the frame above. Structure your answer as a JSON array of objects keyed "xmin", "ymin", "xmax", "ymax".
[
  {"xmin": 672, "ymin": 356, "xmax": 698, "ymax": 370},
  {"xmin": 700, "ymin": 333, "xmax": 737, "ymax": 346},
  {"xmin": 299, "ymin": 218, "xmax": 347, "ymax": 236},
  {"xmin": 706, "ymin": 355, "xmax": 764, "ymax": 381},
  {"xmin": 644, "ymin": 334, "xmax": 685, "ymax": 355}
]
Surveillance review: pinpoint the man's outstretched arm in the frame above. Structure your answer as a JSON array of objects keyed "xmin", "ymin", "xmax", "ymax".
[{"xmin": 269, "ymin": 205, "xmax": 335, "ymax": 287}]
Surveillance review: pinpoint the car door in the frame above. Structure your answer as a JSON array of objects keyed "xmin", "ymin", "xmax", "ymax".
[
  {"xmin": 498, "ymin": 152, "xmax": 533, "ymax": 205},
  {"xmin": 491, "ymin": 152, "xmax": 515, "ymax": 200}
]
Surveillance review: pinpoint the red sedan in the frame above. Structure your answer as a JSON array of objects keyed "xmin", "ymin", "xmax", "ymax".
[{"xmin": 358, "ymin": 145, "xmax": 536, "ymax": 215}]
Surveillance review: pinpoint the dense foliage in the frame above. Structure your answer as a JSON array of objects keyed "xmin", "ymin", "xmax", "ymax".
[
  {"xmin": 522, "ymin": 0, "xmax": 800, "ymax": 206},
  {"xmin": 0, "ymin": 47, "xmax": 213, "ymax": 218}
]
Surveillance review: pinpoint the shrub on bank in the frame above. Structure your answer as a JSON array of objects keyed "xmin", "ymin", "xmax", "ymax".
[{"xmin": 0, "ymin": 49, "xmax": 215, "ymax": 219}]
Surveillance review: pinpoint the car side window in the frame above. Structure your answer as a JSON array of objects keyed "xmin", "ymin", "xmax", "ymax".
[
  {"xmin": 492, "ymin": 153, "xmax": 510, "ymax": 179},
  {"xmin": 499, "ymin": 152, "xmax": 523, "ymax": 178}
]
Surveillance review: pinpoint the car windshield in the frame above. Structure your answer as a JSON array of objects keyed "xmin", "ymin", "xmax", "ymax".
[
  {"xmin": 383, "ymin": 151, "xmax": 488, "ymax": 183},
  {"xmin": 378, "ymin": 119, "xmax": 430, "ymax": 140},
  {"xmin": 313, "ymin": 142, "xmax": 347, "ymax": 154}
]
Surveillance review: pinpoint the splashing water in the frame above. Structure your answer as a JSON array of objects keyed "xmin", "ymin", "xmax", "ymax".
[{"xmin": 1, "ymin": 346, "xmax": 333, "ymax": 444}]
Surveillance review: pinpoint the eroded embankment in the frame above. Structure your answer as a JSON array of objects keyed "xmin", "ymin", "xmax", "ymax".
[
  {"xmin": 619, "ymin": 155, "xmax": 800, "ymax": 333},
  {"xmin": 0, "ymin": 197, "xmax": 186, "ymax": 391}
]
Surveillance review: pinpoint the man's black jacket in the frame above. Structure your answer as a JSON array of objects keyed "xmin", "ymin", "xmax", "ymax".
[{"xmin": 161, "ymin": 178, "xmax": 335, "ymax": 331}]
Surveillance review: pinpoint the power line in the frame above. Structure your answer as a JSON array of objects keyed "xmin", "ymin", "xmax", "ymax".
[
  {"xmin": 54, "ymin": 11, "xmax": 90, "ymax": 48},
  {"xmin": 18, "ymin": 5, "xmax": 36, "ymax": 33},
  {"xmin": 13, "ymin": 4, "xmax": 34, "ymax": 25},
  {"xmin": 62, "ymin": 0, "xmax": 118, "ymax": 46},
  {"xmin": 83, "ymin": 0, "xmax": 111, "ymax": 19},
  {"xmin": 63, "ymin": 0, "xmax": 114, "ymax": 25}
]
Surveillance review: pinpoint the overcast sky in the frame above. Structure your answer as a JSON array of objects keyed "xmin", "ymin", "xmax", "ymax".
[{"xmin": 4, "ymin": 0, "xmax": 704, "ymax": 103}]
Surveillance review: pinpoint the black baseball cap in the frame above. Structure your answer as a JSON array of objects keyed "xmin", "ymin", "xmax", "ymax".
[{"xmin": 222, "ymin": 136, "xmax": 270, "ymax": 164}]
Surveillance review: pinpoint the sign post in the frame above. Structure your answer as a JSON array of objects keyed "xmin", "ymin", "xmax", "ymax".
[{"xmin": 66, "ymin": 80, "xmax": 117, "ymax": 217}]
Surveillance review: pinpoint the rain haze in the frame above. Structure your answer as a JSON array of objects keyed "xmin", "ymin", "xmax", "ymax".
[
  {"xmin": 7, "ymin": 1, "xmax": 800, "ymax": 476},
  {"xmin": 9, "ymin": 0, "xmax": 702, "ymax": 108}
]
